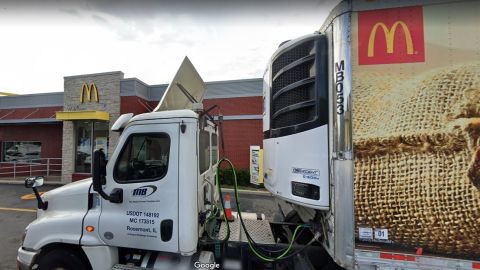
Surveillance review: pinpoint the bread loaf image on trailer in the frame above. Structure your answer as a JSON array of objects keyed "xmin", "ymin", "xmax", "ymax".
[{"xmin": 353, "ymin": 62, "xmax": 480, "ymax": 257}]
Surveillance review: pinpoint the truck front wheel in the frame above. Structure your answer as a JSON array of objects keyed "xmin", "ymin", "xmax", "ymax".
[{"xmin": 37, "ymin": 248, "xmax": 90, "ymax": 270}]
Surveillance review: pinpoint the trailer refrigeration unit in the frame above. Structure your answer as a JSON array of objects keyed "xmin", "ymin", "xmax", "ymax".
[
  {"xmin": 263, "ymin": 0, "xmax": 480, "ymax": 269},
  {"xmin": 17, "ymin": 1, "xmax": 480, "ymax": 270}
]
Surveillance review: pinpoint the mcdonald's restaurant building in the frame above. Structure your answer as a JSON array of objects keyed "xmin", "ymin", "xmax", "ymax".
[{"xmin": 0, "ymin": 71, "xmax": 263, "ymax": 183}]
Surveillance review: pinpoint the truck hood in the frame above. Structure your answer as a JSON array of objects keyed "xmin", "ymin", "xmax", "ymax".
[
  {"xmin": 43, "ymin": 178, "xmax": 92, "ymax": 201},
  {"xmin": 39, "ymin": 178, "xmax": 92, "ymax": 216},
  {"xmin": 23, "ymin": 178, "xmax": 93, "ymax": 250}
]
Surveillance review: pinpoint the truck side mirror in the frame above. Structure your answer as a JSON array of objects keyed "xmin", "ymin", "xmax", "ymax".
[
  {"xmin": 92, "ymin": 148, "xmax": 123, "ymax": 203},
  {"xmin": 24, "ymin": 176, "xmax": 48, "ymax": 210},
  {"xmin": 25, "ymin": 176, "xmax": 44, "ymax": 188},
  {"xmin": 92, "ymin": 149, "xmax": 107, "ymax": 193}
]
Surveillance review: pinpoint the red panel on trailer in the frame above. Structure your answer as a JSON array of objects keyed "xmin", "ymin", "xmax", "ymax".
[{"xmin": 380, "ymin": 253, "xmax": 415, "ymax": 262}]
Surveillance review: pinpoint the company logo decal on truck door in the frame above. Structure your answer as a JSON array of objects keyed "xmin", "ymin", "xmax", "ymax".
[
  {"xmin": 132, "ymin": 185, "xmax": 157, "ymax": 197},
  {"xmin": 358, "ymin": 6, "xmax": 424, "ymax": 65}
]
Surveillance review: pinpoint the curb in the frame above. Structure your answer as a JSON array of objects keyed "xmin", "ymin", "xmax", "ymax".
[
  {"xmin": 221, "ymin": 187, "xmax": 272, "ymax": 196},
  {"xmin": 0, "ymin": 180, "xmax": 63, "ymax": 186}
]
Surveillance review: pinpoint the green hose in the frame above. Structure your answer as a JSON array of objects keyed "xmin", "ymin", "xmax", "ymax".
[
  {"xmin": 208, "ymin": 162, "xmax": 230, "ymax": 242},
  {"xmin": 205, "ymin": 205, "xmax": 220, "ymax": 240},
  {"xmin": 215, "ymin": 157, "xmax": 309, "ymax": 262},
  {"xmin": 249, "ymin": 224, "xmax": 304, "ymax": 262}
]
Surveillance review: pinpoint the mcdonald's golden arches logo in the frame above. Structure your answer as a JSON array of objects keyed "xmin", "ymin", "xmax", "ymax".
[
  {"xmin": 358, "ymin": 6, "xmax": 424, "ymax": 65},
  {"xmin": 367, "ymin": 21, "xmax": 413, "ymax": 57},
  {"xmin": 80, "ymin": 81, "xmax": 99, "ymax": 103}
]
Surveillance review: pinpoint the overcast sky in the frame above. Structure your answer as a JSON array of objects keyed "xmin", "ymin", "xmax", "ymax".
[{"xmin": 0, "ymin": 0, "xmax": 339, "ymax": 94}]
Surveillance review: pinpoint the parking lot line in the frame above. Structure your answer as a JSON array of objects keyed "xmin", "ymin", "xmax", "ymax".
[
  {"xmin": 20, "ymin": 192, "xmax": 44, "ymax": 200},
  {"xmin": 0, "ymin": 207, "xmax": 36, "ymax": 213}
]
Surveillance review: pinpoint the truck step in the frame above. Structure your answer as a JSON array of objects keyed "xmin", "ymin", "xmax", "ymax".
[
  {"xmin": 112, "ymin": 264, "xmax": 148, "ymax": 270},
  {"xmin": 218, "ymin": 212, "xmax": 275, "ymax": 244}
]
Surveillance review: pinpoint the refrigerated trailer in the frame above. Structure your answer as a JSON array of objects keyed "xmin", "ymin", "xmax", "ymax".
[{"xmin": 263, "ymin": 0, "xmax": 480, "ymax": 269}]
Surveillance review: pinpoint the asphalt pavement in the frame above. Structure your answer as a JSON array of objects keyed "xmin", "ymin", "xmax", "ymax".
[
  {"xmin": 0, "ymin": 184, "xmax": 56, "ymax": 270},
  {"xmin": 0, "ymin": 183, "xmax": 279, "ymax": 270}
]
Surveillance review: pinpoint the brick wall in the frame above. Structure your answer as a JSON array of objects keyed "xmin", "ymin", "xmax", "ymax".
[
  {"xmin": 219, "ymin": 120, "xmax": 263, "ymax": 169},
  {"xmin": 205, "ymin": 96, "xmax": 263, "ymax": 169},
  {"xmin": 144, "ymin": 96, "xmax": 262, "ymax": 115},
  {"xmin": 0, "ymin": 106, "xmax": 62, "ymax": 120},
  {"xmin": 0, "ymin": 123, "xmax": 63, "ymax": 159},
  {"xmin": 121, "ymin": 96, "xmax": 152, "ymax": 115},
  {"xmin": 203, "ymin": 96, "xmax": 262, "ymax": 116}
]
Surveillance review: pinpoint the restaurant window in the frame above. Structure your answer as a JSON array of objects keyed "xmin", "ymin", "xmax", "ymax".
[
  {"xmin": 75, "ymin": 121, "xmax": 109, "ymax": 173},
  {"xmin": 2, "ymin": 141, "xmax": 41, "ymax": 162}
]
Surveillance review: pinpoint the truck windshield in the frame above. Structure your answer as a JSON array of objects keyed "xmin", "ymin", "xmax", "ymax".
[{"xmin": 114, "ymin": 133, "xmax": 170, "ymax": 182}]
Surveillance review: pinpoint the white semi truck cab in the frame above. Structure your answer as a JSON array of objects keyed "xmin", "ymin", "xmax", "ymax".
[
  {"xmin": 17, "ymin": 58, "xmax": 223, "ymax": 270},
  {"xmin": 17, "ymin": 57, "xmax": 332, "ymax": 270}
]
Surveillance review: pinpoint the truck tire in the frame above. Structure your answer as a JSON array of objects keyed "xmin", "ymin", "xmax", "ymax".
[{"xmin": 37, "ymin": 248, "xmax": 90, "ymax": 270}]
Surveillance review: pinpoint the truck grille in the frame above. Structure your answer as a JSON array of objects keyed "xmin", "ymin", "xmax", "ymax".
[
  {"xmin": 268, "ymin": 34, "xmax": 328, "ymax": 137},
  {"xmin": 272, "ymin": 41, "xmax": 314, "ymax": 76}
]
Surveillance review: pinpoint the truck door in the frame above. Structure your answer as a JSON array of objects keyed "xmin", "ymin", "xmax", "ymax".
[{"xmin": 98, "ymin": 123, "xmax": 179, "ymax": 252}]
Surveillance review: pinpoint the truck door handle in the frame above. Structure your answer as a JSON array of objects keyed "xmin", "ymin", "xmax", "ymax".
[
  {"xmin": 161, "ymin": 219, "xmax": 173, "ymax": 241},
  {"xmin": 108, "ymin": 188, "xmax": 123, "ymax": 203}
]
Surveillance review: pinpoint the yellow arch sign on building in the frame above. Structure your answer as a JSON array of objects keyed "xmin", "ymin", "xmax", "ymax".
[{"xmin": 80, "ymin": 82, "xmax": 99, "ymax": 103}]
